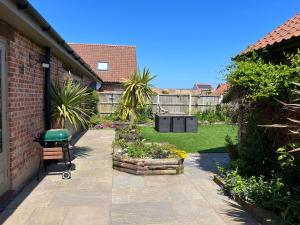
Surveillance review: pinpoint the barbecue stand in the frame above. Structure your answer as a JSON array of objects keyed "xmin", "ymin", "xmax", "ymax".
[{"xmin": 36, "ymin": 129, "xmax": 72, "ymax": 180}]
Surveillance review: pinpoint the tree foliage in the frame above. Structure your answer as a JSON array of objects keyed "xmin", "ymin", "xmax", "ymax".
[{"xmin": 226, "ymin": 50, "xmax": 300, "ymax": 101}]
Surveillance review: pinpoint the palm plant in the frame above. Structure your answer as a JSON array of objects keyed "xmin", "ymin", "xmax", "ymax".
[
  {"xmin": 118, "ymin": 68, "xmax": 155, "ymax": 127},
  {"xmin": 51, "ymin": 80, "xmax": 98, "ymax": 129}
]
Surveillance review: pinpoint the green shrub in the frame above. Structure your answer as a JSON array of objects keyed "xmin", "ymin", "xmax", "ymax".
[
  {"xmin": 220, "ymin": 166, "xmax": 300, "ymax": 225},
  {"xmin": 226, "ymin": 50, "xmax": 300, "ymax": 102},
  {"xmin": 194, "ymin": 104, "xmax": 231, "ymax": 123},
  {"xmin": 237, "ymin": 111, "xmax": 278, "ymax": 177},
  {"xmin": 115, "ymin": 126, "xmax": 141, "ymax": 141},
  {"xmin": 136, "ymin": 106, "xmax": 153, "ymax": 124},
  {"xmin": 149, "ymin": 143, "xmax": 173, "ymax": 159},
  {"xmin": 116, "ymin": 139, "xmax": 186, "ymax": 159},
  {"xmin": 225, "ymin": 135, "xmax": 238, "ymax": 161},
  {"xmin": 89, "ymin": 113, "xmax": 119, "ymax": 127},
  {"xmin": 125, "ymin": 141, "xmax": 150, "ymax": 158}
]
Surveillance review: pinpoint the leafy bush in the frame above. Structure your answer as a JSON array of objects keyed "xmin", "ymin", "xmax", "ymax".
[
  {"xmin": 226, "ymin": 50, "xmax": 300, "ymax": 102},
  {"xmin": 89, "ymin": 114, "xmax": 117, "ymax": 129},
  {"xmin": 225, "ymin": 135, "xmax": 238, "ymax": 161},
  {"xmin": 237, "ymin": 111, "xmax": 278, "ymax": 177},
  {"xmin": 125, "ymin": 141, "xmax": 150, "ymax": 158},
  {"xmin": 149, "ymin": 143, "xmax": 174, "ymax": 159},
  {"xmin": 194, "ymin": 104, "xmax": 231, "ymax": 123},
  {"xmin": 116, "ymin": 139, "xmax": 186, "ymax": 159},
  {"xmin": 136, "ymin": 106, "xmax": 153, "ymax": 124},
  {"xmin": 123, "ymin": 141, "xmax": 172, "ymax": 158},
  {"xmin": 221, "ymin": 167, "xmax": 300, "ymax": 225},
  {"xmin": 115, "ymin": 126, "xmax": 141, "ymax": 141}
]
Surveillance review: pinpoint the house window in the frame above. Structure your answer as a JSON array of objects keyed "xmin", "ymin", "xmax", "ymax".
[{"xmin": 97, "ymin": 62, "xmax": 108, "ymax": 71}]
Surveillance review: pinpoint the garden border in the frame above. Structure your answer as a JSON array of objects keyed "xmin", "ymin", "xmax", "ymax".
[{"xmin": 213, "ymin": 175, "xmax": 285, "ymax": 225}]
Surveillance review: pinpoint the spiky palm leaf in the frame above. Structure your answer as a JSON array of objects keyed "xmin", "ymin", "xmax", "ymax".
[
  {"xmin": 51, "ymin": 80, "xmax": 97, "ymax": 129},
  {"xmin": 118, "ymin": 68, "xmax": 155, "ymax": 126}
]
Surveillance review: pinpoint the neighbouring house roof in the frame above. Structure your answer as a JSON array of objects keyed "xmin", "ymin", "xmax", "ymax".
[
  {"xmin": 0, "ymin": 0, "xmax": 102, "ymax": 83},
  {"xmin": 69, "ymin": 43, "xmax": 137, "ymax": 83},
  {"xmin": 212, "ymin": 83, "xmax": 229, "ymax": 96},
  {"xmin": 152, "ymin": 88, "xmax": 202, "ymax": 95},
  {"xmin": 245, "ymin": 13, "xmax": 300, "ymax": 52},
  {"xmin": 193, "ymin": 83, "xmax": 214, "ymax": 92}
]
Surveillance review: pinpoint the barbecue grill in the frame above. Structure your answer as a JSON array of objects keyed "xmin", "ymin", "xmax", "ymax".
[{"xmin": 36, "ymin": 129, "xmax": 72, "ymax": 179}]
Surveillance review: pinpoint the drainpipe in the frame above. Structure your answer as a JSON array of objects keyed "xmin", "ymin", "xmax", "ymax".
[{"xmin": 44, "ymin": 47, "xmax": 51, "ymax": 130}]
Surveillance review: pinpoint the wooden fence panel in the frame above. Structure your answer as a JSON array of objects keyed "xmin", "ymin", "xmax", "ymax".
[{"xmin": 97, "ymin": 92, "xmax": 221, "ymax": 115}]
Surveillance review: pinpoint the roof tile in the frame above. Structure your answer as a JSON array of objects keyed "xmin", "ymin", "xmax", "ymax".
[
  {"xmin": 246, "ymin": 13, "xmax": 300, "ymax": 52},
  {"xmin": 69, "ymin": 43, "xmax": 137, "ymax": 83}
]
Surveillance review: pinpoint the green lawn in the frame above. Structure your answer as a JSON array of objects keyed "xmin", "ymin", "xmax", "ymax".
[{"xmin": 140, "ymin": 124, "xmax": 238, "ymax": 153}]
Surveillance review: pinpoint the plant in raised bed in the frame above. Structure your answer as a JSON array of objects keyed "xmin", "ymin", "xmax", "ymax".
[
  {"xmin": 113, "ymin": 139, "xmax": 187, "ymax": 175},
  {"xmin": 115, "ymin": 126, "xmax": 141, "ymax": 141}
]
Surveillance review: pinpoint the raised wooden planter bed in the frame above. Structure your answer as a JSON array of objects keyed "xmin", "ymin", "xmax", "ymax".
[
  {"xmin": 113, "ymin": 146, "xmax": 184, "ymax": 175},
  {"xmin": 213, "ymin": 175, "xmax": 285, "ymax": 225}
]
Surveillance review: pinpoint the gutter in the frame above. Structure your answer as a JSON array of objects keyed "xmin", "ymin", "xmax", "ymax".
[{"xmin": 15, "ymin": 0, "xmax": 102, "ymax": 83}]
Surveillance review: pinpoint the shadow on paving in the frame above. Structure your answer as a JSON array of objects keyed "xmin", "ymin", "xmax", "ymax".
[
  {"xmin": 219, "ymin": 200, "xmax": 259, "ymax": 225},
  {"xmin": 198, "ymin": 146, "xmax": 227, "ymax": 153},
  {"xmin": 0, "ymin": 133, "xmax": 95, "ymax": 225},
  {"xmin": 188, "ymin": 150, "xmax": 230, "ymax": 174},
  {"xmin": 185, "ymin": 152, "xmax": 258, "ymax": 224}
]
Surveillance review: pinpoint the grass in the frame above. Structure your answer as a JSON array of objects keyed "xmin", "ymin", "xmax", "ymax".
[{"xmin": 140, "ymin": 124, "xmax": 238, "ymax": 153}]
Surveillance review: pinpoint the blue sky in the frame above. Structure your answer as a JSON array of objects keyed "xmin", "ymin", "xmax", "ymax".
[{"xmin": 30, "ymin": 0, "xmax": 300, "ymax": 89}]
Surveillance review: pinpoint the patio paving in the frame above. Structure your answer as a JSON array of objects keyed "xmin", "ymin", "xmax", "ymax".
[{"xmin": 0, "ymin": 130, "xmax": 258, "ymax": 225}]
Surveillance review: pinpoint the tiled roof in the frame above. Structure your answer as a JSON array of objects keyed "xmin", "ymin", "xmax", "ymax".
[
  {"xmin": 212, "ymin": 83, "xmax": 229, "ymax": 96},
  {"xmin": 69, "ymin": 43, "xmax": 137, "ymax": 83},
  {"xmin": 193, "ymin": 83, "xmax": 214, "ymax": 91},
  {"xmin": 246, "ymin": 13, "xmax": 300, "ymax": 52},
  {"xmin": 152, "ymin": 88, "xmax": 203, "ymax": 95}
]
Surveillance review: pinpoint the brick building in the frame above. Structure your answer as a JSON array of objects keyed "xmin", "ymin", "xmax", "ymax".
[
  {"xmin": 212, "ymin": 83, "xmax": 229, "ymax": 96},
  {"xmin": 0, "ymin": 0, "xmax": 102, "ymax": 197},
  {"xmin": 193, "ymin": 83, "xmax": 214, "ymax": 95},
  {"xmin": 69, "ymin": 43, "xmax": 137, "ymax": 92}
]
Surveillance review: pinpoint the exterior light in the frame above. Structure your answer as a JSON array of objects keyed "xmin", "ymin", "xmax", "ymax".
[{"xmin": 42, "ymin": 63, "xmax": 50, "ymax": 68}]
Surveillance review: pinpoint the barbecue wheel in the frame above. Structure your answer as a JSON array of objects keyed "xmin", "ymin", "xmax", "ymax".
[{"xmin": 62, "ymin": 171, "xmax": 71, "ymax": 179}]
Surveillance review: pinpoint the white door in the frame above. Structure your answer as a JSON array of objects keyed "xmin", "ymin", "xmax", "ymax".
[{"xmin": 0, "ymin": 40, "xmax": 9, "ymax": 196}]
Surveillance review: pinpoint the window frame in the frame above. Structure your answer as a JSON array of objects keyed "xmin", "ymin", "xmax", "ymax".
[{"xmin": 96, "ymin": 61, "xmax": 109, "ymax": 71}]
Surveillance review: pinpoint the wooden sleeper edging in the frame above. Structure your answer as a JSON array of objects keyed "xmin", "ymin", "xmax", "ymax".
[{"xmin": 113, "ymin": 145, "xmax": 184, "ymax": 175}]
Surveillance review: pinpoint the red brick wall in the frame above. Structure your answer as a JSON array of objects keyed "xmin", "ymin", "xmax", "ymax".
[
  {"xmin": 8, "ymin": 31, "xmax": 45, "ymax": 190},
  {"xmin": 100, "ymin": 82, "xmax": 123, "ymax": 92},
  {"xmin": 4, "ymin": 23, "xmax": 93, "ymax": 190}
]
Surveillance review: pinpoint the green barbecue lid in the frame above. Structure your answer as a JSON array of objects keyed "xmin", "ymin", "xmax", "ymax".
[{"xmin": 42, "ymin": 129, "xmax": 70, "ymax": 142}]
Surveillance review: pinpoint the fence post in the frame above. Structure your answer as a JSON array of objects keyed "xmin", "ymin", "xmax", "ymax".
[
  {"xmin": 157, "ymin": 94, "xmax": 160, "ymax": 113},
  {"xmin": 111, "ymin": 93, "xmax": 114, "ymax": 114},
  {"xmin": 189, "ymin": 94, "xmax": 192, "ymax": 115}
]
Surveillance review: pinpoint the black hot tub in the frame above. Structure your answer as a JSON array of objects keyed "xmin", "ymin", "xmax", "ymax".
[{"xmin": 155, "ymin": 114, "xmax": 198, "ymax": 133}]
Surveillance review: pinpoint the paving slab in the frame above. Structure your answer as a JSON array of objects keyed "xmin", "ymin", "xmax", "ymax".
[
  {"xmin": 0, "ymin": 130, "xmax": 114, "ymax": 225},
  {"xmin": 0, "ymin": 129, "xmax": 258, "ymax": 225}
]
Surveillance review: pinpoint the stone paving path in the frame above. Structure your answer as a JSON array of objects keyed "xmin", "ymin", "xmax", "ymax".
[{"xmin": 0, "ymin": 130, "xmax": 258, "ymax": 225}]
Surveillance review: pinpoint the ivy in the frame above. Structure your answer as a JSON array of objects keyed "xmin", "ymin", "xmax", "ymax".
[{"xmin": 226, "ymin": 50, "xmax": 300, "ymax": 102}]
